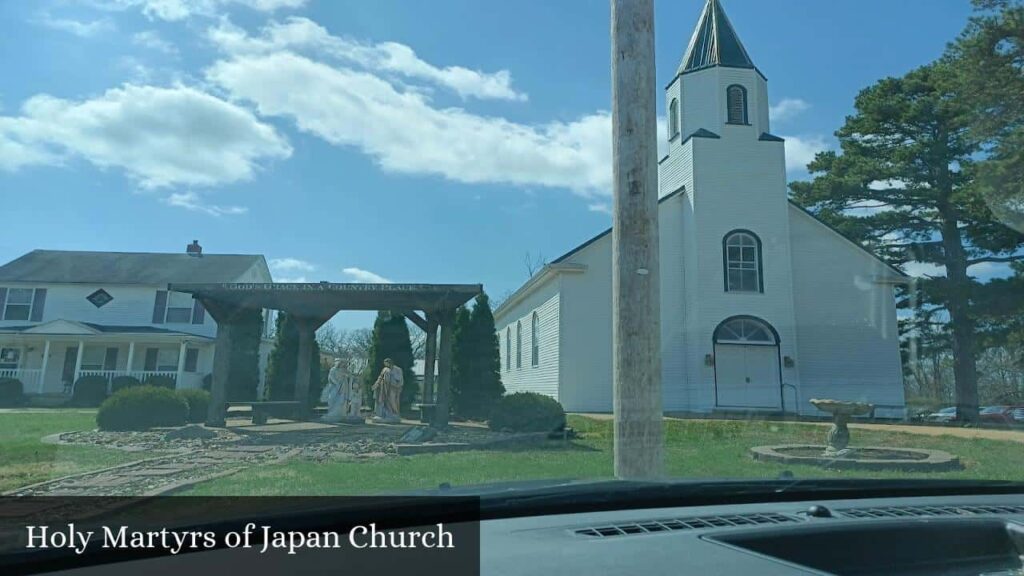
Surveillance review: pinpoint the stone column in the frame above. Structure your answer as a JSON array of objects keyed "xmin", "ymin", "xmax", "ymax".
[
  {"xmin": 207, "ymin": 321, "xmax": 233, "ymax": 427},
  {"xmin": 294, "ymin": 318, "xmax": 315, "ymax": 420},
  {"xmin": 434, "ymin": 310, "xmax": 455, "ymax": 429}
]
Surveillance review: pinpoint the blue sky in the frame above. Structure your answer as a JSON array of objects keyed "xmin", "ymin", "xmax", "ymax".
[{"xmin": 0, "ymin": 0, "xmax": 980, "ymax": 329}]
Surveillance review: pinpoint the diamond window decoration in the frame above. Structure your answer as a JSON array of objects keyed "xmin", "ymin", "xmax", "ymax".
[{"xmin": 86, "ymin": 289, "xmax": 114, "ymax": 308}]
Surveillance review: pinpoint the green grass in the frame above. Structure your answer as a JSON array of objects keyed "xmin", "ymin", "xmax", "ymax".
[
  {"xmin": 2, "ymin": 410, "xmax": 1020, "ymax": 496},
  {"xmin": 0, "ymin": 410, "xmax": 151, "ymax": 492},
  {"xmin": 185, "ymin": 416, "xmax": 1024, "ymax": 496}
]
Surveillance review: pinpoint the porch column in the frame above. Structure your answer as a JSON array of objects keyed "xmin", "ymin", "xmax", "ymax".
[
  {"xmin": 73, "ymin": 340, "xmax": 84, "ymax": 385},
  {"xmin": 422, "ymin": 315, "xmax": 439, "ymax": 403},
  {"xmin": 433, "ymin": 309, "xmax": 455, "ymax": 429},
  {"xmin": 126, "ymin": 342, "xmax": 135, "ymax": 376},
  {"xmin": 38, "ymin": 340, "xmax": 51, "ymax": 394},
  {"xmin": 176, "ymin": 341, "xmax": 188, "ymax": 389}
]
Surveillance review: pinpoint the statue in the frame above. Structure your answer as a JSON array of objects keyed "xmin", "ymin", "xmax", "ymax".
[
  {"xmin": 371, "ymin": 358, "xmax": 403, "ymax": 423},
  {"xmin": 320, "ymin": 358, "xmax": 364, "ymax": 423}
]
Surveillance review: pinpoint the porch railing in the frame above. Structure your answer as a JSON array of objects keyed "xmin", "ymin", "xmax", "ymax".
[
  {"xmin": 0, "ymin": 369, "xmax": 44, "ymax": 393},
  {"xmin": 75, "ymin": 370, "xmax": 179, "ymax": 394}
]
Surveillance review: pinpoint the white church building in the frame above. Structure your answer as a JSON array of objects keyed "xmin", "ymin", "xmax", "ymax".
[{"xmin": 494, "ymin": 0, "xmax": 909, "ymax": 418}]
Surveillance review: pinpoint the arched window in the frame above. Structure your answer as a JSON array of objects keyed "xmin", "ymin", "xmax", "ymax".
[
  {"xmin": 516, "ymin": 321, "xmax": 522, "ymax": 369},
  {"xmin": 723, "ymin": 230, "xmax": 763, "ymax": 292},
  {"xmin": 531, "ymin": 312, "xmax": 540, "ymax": 367},
  {"xmin": 726, "ymin": 85, "xmax": 748, "ymax": 125},
  {"xmin": 714, "ymin": 317, "xmax": 777, "ymax": 346},
  {"xmin": 505, "ymin": 327, "xmax": 511, "ymax": 372},
  {"xmin": 668, "ymin": 98, "xmax": 680, "ymax": 140}
]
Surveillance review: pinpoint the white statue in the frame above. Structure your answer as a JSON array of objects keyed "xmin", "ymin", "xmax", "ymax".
[
  {"xmin": 320, "ymin": 358, "xmax": 363, "ymax": 423},
  {"xmin": 371, "ymin": 358, "xmax": 403, "ymax": 423}
]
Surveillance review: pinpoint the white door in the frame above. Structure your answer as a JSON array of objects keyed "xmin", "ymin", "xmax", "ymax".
[{"xmin": 715, "ymin": 344, "xmax": 780, "ymax": 409}]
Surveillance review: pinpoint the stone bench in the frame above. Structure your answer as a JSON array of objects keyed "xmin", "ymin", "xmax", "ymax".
[{"xmin": 226, "ymin": 401, "xmax": 303, "ymax": 424}]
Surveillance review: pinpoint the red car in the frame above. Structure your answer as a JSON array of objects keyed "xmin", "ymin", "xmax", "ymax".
[{"xmin": 979, "ymin": 405, "xmax": 1021, "ymax": 425}]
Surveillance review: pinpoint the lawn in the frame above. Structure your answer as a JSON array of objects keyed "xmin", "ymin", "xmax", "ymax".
[
  {"xmin": 185, "ymin": 416, "xmax": 1024, "ymax": 496},
  {"xmin": 0, "ymin": 410, "xmax": 155, "ymax": 493},
  {"xmin": 1, "ymin": 410, "xmax": 1020, "ymax": 496}
]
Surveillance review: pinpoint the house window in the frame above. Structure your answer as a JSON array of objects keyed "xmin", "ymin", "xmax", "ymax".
[
  {"xmin": 164, "ymin": 291, "xmax": 193, "ymax": 323},
  {"xmin": 184, "ymin": 348, "xmax": 199, "ymax": 372},
  {"xmin": 724, "ymin": 230, "xmax": 763, "ymax": 293},
  {"xmin": 531, "ymin": 313, "xmax": 539, "ymax": 367},
  {"xmin": 3, "ymin": 288, "xmax": 34, "ymax": 321},
  {"xmin": 505, "ymin": 327, "xmax": 511, "ymax": 372},
  {"xmin": 0, "ymin": 347, "xmax": 21, "ymax": 370},
  {"xmin": 86, "ymin": 289, "xmax": 114, "ymax": 308},
  {"xmin": 516, "ymin": 321, "xmax": 522, "ymax": 369},
  {"xmin": 668, "ymin": 98, "xmax": 680, "ymax": 140},
  {"xmin": 726, "ymin": 85, "xmax": 748, "ymax": 125}
]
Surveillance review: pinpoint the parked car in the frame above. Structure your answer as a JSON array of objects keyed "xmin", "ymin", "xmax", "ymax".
[
  {"xmin": 926, "ymin": 407, "xmax": 957, "ymax": 423},
  {"xmin": 1013, "ymin": 407, "xmax": 1024, "ymax": 423},
  {"xmin": 979, "ymin": 405, "xmax": 1017, "ymax": 425}
]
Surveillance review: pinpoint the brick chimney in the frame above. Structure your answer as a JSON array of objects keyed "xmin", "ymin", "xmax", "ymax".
[{"xmin": 186, "ymin": 240, "xmax": 203, "ymax": 256}]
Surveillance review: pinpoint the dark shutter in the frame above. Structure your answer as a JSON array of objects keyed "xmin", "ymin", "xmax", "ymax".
[
  {"xmin": 144, "ymin": 348, "xmax": 158, "ymax": 371},
  {"xmin": 191, "ymin": 300, "xmax": 205, "ymax": 324},
  {"xmin": 152, "ymin": 290, "xmax": 168, "ymax": 324},
  {"xmin": 30, "ymin": 288, "xmax": 47, "ymax": 322},
  {"xmin": 103, "ymin": 348, "xmax": 119, "ymax": 371},
  {"xmin": 184, "ymin": 348, "xmax": 199, "ymax": 372},
  {"xmin": 0, "ymin": 288, "xmax": 6, "ymax": 321}
]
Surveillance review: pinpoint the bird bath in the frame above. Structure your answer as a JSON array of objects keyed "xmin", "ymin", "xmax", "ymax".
[
  {"xmin": 809, "ymin": 398, "xmax": 873, "ymax": 456},
  {"xmin": 748, "ymin": 398, "xmax": 961, "ymax": 471}
]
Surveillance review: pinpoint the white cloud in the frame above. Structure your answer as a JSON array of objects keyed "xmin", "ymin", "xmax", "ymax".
[
  {"xmin": 35, "ymin": 14, "xmax": 115, "ymax": 37},
  {"xmin": 132, "ymin": 30, "xmax": 177, "ymax": 54},
  {"xmin": 269, "ymin": 257, "xmax": 315, "ymax": 272},
  {"xmin": 769, "ymin": 98, "xmax": 810, "ymax": 124},
  {"xmin": 588, "ymin": 202, "xmax": 611, "ymax": 215},
  {"xmin": 342, "ymin": 267, "xmax": 392, "ymax": 284},
  {"xmin": 206, "ymin": 52, "xmax": 610, "ymax": 195},
  {"xmin": 88, "ymin": 0, "xmax": 306, "ymax": 21},
  {"xmin": 781, "ymin": 134, "xmax": 828, "ymax": 172},
  {"xmin": 0, "ymin": 84, "xmax": 291, "ymax": 188},
  {"xmin": 163, "ymin": 191, "xmax": 248, "ymax": 215},
  {"xmin": 902, "ymin": 261, "xmax": 946, "ymax": 278},
  {"xmin": 208, "ymin": 18, "xmax": 527, "ymax": 102}
]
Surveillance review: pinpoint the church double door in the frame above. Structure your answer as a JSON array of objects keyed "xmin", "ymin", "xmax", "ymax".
[{"xmin": 713, "ymin": 343, "xmax": 781, "ymax": 409}]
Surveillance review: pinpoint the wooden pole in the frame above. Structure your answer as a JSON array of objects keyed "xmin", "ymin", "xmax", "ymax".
[
  {"xmin": 610, "ymin": 0, "xmax": 663, "ymax": 479},
  {"xmin": 207, "ymin": 320, "xmax": 232, "ymax": 427},
  {"xmin": 423, "ymin": 314, "xmax": 438, "ymax": 403},
  {"xmin": 434, "ymin": 310, "xmax": 454, "ymax": 429},
  {"xmin": 294, "ymin": 318, "xmax": 314, "ymax": 420}
]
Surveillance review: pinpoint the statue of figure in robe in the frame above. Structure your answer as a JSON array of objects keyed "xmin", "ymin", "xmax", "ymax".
[
  {"xmin": 320, "ymin": 358, "xmax": 364, "ymax": 423},
  {"xmin": 371, "ymin": 358, "xmax": 403, "ymax": 423}
]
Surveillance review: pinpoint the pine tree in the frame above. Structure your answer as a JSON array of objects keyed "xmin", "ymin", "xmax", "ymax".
[
  {"xmin": 451, "ymin": 293, "xmax": 505, "ymax": 419},
  {"xmin": 363, "ymin": 311, "xmax": 416, "ymax": 410},
  {"xmin": 265, "ymin": 312, "xmax": 321, "ymax": 403}
]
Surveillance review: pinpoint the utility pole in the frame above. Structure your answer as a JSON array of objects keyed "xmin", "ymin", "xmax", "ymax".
[{"xmin": 610, "ymin": 0, "xmax": 664, "ymax": 479}]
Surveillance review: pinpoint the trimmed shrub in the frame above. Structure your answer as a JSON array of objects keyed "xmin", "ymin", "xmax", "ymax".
[
  {"xmin": 176, "ymin": 388, "xmax": 211, "ymax": 423},
  {"xmin": 96, "ymin": 386, "xmax": 188, "ymax": 431},
  {"xmin": 488, "ymin": 392, "xmax": 566, "ymax": 433},
  {"xmin": 110, "ymin": 375, "xmax": 142, "ymax": 394},
  {"xmin": 142, "ymin": 375, "xmax": 176, "ymax": 390},
  {"xmin": 0, "ymin": 378, "xmax": 25, "ymax": 407},
  {"xmin": 72, "ymin": 375, "xmax": 108, "ymax": 407}
]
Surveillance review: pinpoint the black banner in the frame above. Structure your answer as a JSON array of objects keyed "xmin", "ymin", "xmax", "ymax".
[{"xmin": 0, "ymin": 497, "xmax": 481, "ymax": 575}]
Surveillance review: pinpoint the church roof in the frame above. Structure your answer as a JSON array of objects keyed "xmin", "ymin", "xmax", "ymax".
[{"xmin": 679, "ymin": 0, "xmax": 755, "ymax": 75}]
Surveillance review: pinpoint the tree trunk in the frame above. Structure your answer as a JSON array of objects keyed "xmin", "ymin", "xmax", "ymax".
[{"xmin": 939, "ymin": 209, "xmax": 980, "ymax": 423}]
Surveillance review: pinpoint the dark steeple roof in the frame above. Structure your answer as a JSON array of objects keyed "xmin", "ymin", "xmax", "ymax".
[{"xmin": 679, "ymin": 0, "xmax": 755, "ymax": 74}]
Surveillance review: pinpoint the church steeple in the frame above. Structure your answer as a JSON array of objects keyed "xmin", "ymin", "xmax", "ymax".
[{"xmin": 679, "ymin": 0, "xmax": 754, "ymax": 74}]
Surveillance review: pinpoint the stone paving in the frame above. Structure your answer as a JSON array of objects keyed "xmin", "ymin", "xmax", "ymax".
[{"xmin": 6, "ymin": 417, "xmax": 531, "ymax": 498}]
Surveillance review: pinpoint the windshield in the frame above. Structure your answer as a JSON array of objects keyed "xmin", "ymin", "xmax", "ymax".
[{"xmin": 0, "ymin": 0, "xmax": 1021, "ymax": 513}]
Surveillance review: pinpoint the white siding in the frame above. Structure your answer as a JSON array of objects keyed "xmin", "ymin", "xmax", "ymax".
[
  {"xmin": 495, "ymin": 278, "xmax": 561, "ymax": 401},
  {"xmin": 789, "ymin": 207, "xmax": 906, "ymax": 417}
]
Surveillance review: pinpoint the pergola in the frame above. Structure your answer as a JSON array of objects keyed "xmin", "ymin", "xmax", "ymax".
[{"xmin": 169, "ymin": 282, "xmax": 482, "ymax": 428}]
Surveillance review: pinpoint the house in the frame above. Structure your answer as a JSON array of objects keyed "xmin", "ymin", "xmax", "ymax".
[
  {"xmin": 494, "ymin": 0, "xmax": 909, "ymax": 418},
  {"xmin": 0, "ymin": 242, "xmax": 275, "ymax": 397}
]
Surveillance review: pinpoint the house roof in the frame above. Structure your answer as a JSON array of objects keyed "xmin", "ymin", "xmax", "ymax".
[
  {"xmin": 0, "ymin": 250, "xmax": 266, "ymax": 285},
  {"xmin": 679, "ymin": 0, "xmax": 755, "ymax": 75}
]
